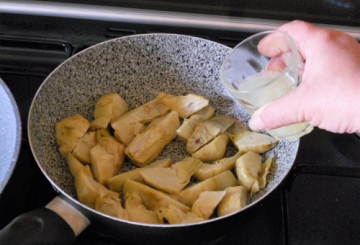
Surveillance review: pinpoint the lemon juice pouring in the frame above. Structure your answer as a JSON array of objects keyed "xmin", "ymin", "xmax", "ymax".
[{"xmin": 220, "ymin": 30, "xmax": 313, "ymax": 141}]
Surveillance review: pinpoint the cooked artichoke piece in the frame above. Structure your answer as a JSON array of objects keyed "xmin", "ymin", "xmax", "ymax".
[
  {"xmin": 90, "ymin": 117, "xmax": 111, "ymax": 130},
  {"xmin": 95, "ymin": 189, "xmax": 129, "ymax": 220},
  {"xmin": 112, "ymin": 118, "xmax": 137, "ymax": 146},
  {"xmin": 227, "ymin": 120, "xmax": 248, "ymax": 139},
  {"xmin": 231, "ymin": 131, "xmax": 278, "ymax": 154},
  {"xmin": 133, "ymin": 121, "xmax": 146, "ymax": 135},
  {"xmin": 98, "ymin": 136, "xmax": 125, "ymax": 175},
  {"xmin": 158, "ymin": 92, "xmax": 209, "ymax": 119},
  {"xmin": 176, "ymin": 106, "xmax": 215, "ymax": 141},
  {"xmin": 258, "ymin": 157, "xmax": 274, "ymax": 189},
  {"xmin": 90, "ymin": 144, "xmax": 116, "ymax": 185},
  {"xmin": 235, "ymin": 151, "xmax": 262, "ymax": 195},
  {"xmin": 111, "ymin": 98, "xmax": 170, "ymax": 145},
  {"xmin": 186, "ymin": 115, "xmax": 235, "ymax": 154},
  {"xmin": 180, "ymin": 211, "xmax": 206, "ymax": 224},
  {"xmin": 123, "ymin": 179, "xmax": 191, "ymax": 213},
  {"xmin": 177, "ymin": 170, "xmax": 238, "ymax": 207},
  {"xmin": 66, "ymin": 153, "xmax": 92, "ymax": 178},
  {"xmin": 227, "ymin": 120, "xmax": 278, "ymax": 153},
  {"xmin": 156, "ymin": 205, "xmax": 205, "ymax": 225},
  {"xmin": 55, "ymin": 114, "xmax": 90, "ymax": 157},
  {"xmin": 192, "ymin": 191, "xmax": 226, "ymax": 219},
  {"xmin": 156, "ymin": 205, "xmax": 182, "ymax": 224},
  {"xmin": 124, "ymin": 193, "xmax": 160, "ymax": 224},
  {"xmin": 145, "ymin": 158, "xmax": 173, "ymax": 168},
  {"xmin": 106, "ymin": 158, "xmax": 172, "ymax": 192},
  {"xmin": 191, "ymin": 133, "xmax": 229, "ymax": 162},
  {"xmin": 74, "ymin": 167, "xmax": 108, "ymax": 208},
  {"xmin": 140, "ymin": 157, "xmax": 202, "ymax": 194},
  {"xmin": 193, "ymin": 152, "xmax": 243, "ymax": 181},
  {"xmin": 94, "ymin": 93, "xmax": 129, "ymax": 122},
  {"xmin": 217, "ymin": 186, "xmax": 248, "ymax": 217},
  {"xmin": 72, "ymin": 131, "xmax": 97, "ymax": 164},
  {"xmin": 95, "ymin": 128, "xmax": 112, "ymax": 141},
  {"xmin": 125, "ymin": 111, "xmax": 180, "ymax": 167}
]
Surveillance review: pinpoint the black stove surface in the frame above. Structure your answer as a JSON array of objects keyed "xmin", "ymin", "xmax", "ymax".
[{"xmin": 1, "ymin": 14, "xmax": 360, "ymax": 245}]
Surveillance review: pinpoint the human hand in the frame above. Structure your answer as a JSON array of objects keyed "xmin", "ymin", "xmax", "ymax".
[{"xmin": 249, "ymin": 20, "xmax": 360, "ymax": 134}]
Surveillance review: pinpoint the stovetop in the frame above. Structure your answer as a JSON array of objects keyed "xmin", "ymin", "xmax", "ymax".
[{"xmin": 1, "ymin": 5, "xmax": 360, "ymax": 245}]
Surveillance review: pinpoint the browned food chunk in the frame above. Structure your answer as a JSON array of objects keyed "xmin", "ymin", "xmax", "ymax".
[
  {"xmin": 111, "ymin": 97, "xmax": 170, "ymax": 145},
  {"xmin": 106, "ymin": 158, "xmax": 172, "ymax": 192},
  {"xmin": 193, "ymin": 152, "xmax": 242, "ymax": 181},
  {"xmin": 186, "ymin": 115, "xmax": 235, "ymax": 154},
  {"xmin": 125, "ymin": 111, "xmax": 180, "ymax": 167},
  {"xmin": 158, "ymin": 92, "xmax": 209, "ymax": 119},
  {"xmin": 191, "ymin": 133, "xmax": 229, "ymax": 162},
  {"xmin": 94, "ymin": 93, "xmax": 129, "ymax": 123},
  {"xmin": 123, "ymin": 179, "xmax": 191, "ymax": 213},
  {"xmin": 139, "ymin": 157, "xmax": 202, "ymax": 194},
  {"xmin": 72, "ymin": 131, "xmax": 97, "ymax": 164},
  {"xmin": 217, "ymin": 186, "xmax": 248, "ymax": 217},
  {"xmin": 124, "ymin": 193, "xmax": 160, "ymax": 224},
  {"xmin": 176, "ymin": 106, "xmax": 215, "ymax": 141},
  {"xmin": 176, "ymin": 170, "xmax": 238, "ymax": 207},
  {"xmin": 55, "ymin": 114, "xmax": 90, "ymax": 157}
]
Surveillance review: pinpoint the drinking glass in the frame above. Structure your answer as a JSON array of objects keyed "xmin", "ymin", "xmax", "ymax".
[{"xmin": 220, "ymin": 30, "xmax": 313, "ymax": 141}]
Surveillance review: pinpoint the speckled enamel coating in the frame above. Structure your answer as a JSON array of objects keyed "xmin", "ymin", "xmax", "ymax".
[
  {"xmin": 28, "ymin": 34, "xmax": 298, "ymax": 218},
  {"xmin": 0, "ymin": 78, "xmax": 21, "ymax": 194}
]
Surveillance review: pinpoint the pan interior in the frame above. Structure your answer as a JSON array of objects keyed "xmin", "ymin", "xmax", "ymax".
[{"xmin": 28, "ymin": 34, "xmax": 298, "ymax": 208}]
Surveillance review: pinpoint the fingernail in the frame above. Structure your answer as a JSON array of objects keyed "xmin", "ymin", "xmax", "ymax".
[{"xmin": 249, "ymin": 107, "xmax": 266, "ymax": 131}]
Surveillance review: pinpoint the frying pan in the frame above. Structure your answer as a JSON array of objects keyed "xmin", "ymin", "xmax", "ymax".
[
  {"xmin": 0, "ymin": 78, "xmax": 21, "ymax": 195},
  {"xmin": 0, "ymin": 34, "xmax": 298, "ymax": 245}
]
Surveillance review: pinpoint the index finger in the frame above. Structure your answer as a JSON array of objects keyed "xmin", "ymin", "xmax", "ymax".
[
  {"xmin": 258, "ymin": 20, "xmax": 317, "ymax": 60},
  {"xmin": 257, "ymin": 31, "xmax": 292, "ymax": 57}
]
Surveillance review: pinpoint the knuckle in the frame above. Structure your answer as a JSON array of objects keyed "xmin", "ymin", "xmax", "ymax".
[
  {"xmin": 316, "ymin": 28, "xmax": 354, "ymax": 45},
  {"xmin": 317, "ymin": 29, "xmax": 336, "ymax": 42},
  {"xmin": 290, "ymin": 20, "xmax": 313, "ymax": 32}
]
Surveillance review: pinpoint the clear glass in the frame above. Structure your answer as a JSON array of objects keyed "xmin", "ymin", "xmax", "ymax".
[{"xmin": 220, "ymin": 30, "xmax": 313, "ymax": 141}]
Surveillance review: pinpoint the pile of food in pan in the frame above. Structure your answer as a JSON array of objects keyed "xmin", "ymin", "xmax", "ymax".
[{"xmin": 55, "ymin": 92, "xmax": 278, "ymax": 225}]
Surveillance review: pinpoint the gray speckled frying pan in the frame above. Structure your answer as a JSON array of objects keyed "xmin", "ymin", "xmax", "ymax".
[
  {"xmin": 0, "ymin": 78, "xmax": 21, "ymax": 195},
  {"xmin": 25, "ymin": 34, "xmax": 297, "ymax": 244}
]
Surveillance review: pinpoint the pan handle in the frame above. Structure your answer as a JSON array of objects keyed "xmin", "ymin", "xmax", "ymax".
[{"xmin": 0, "ymin": 197, "xmax": 90, "ymax": 245}]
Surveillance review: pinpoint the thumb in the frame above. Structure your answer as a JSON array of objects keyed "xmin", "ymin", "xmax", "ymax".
[{"xmin": 248, "ymin": 90, "xmax": 304, "ymax": 131}]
